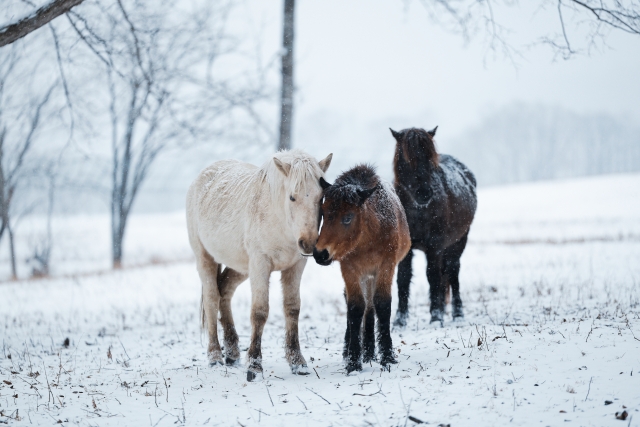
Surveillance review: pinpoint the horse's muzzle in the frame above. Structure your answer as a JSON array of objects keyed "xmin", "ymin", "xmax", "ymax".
[{"xmin": 313, "ymin": 247, "xmax": 333, "ymax": 266}]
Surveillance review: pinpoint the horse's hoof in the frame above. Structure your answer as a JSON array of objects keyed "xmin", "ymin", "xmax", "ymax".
[
  {"xmin": 362, "ymin": 352, "xmax": 376, "ymax": 364},
  {"xmin": 224, "ymin": 346, "xmax": 241, "ymax": 364},
  {"xmin": 393, "ymin": 313, "xmax": 408, "ymax": 329},
  {"xmin": 380, "ymin": 353, "xmax": 398, "ymax": 366},
  {"xmin": 207, "ymin": 350, "xmax": 224, "ymax": 366},
  {"xmin": 430, "ymin": 310, "xmax": 444, "ymax": 327},
  {"xmin": 345, "ymin": 361, "xmax": 362, "ymax": 374},
  {"xmin": 452, "ymin": 306, "xmax": 464, "ymax": 320},
  {"xmin": 247, "ymin": 358, "xmax": 263, "ymax": 382},
  {"xmin": 225, "ymin": 356, "xmax": 238, "ymax": 366},
  {"xmin": 246, "ymin": 368, "xmax": 264, "ymax": 382},
  {"xmin": 291, "ymin": 364, "xmax": 310, "ymax": 375}
]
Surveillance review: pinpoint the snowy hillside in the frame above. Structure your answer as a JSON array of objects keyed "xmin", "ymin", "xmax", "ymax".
[{"xmin": 1, "ymin": 173, "xmax": 639, "ymax": 426}]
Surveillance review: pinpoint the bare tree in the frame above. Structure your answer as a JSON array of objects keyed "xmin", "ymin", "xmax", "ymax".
[
  {"xmin": 63, "ymin": 0, "xmax": 268, "ymax": 268},
  {"xmin": 417, "ymin": 0, "xmax": 640, "ymax": 60},
  {"xmin": 0, "ymin": 0, "xmax": 85, "ymax": 47},
  {"xmin": 278, "ymin": 0, "xmax": 296, "ymax": 151},
  {"xmin": 0, "ymin": 47, "xmax": 58, "ymax": 279}
]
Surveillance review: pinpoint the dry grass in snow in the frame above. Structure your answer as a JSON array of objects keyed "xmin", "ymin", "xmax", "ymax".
[{"xmin": 1, "ymin": 173, "xmax": 640, "ymax": 426}]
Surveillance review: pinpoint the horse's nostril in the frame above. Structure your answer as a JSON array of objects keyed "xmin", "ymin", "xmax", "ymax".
[{"xmin": 298, "ymin": 239, "xmax": 305, "ymax": 249}]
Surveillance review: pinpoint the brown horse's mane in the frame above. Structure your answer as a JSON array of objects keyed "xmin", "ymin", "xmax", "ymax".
[
  {"xmin": 393, "ymin": 128, "xmax": 439, "ymax": 171},
  {"xmin": 324, "ymin": 164, "xmax": 380, "ymax": 205}
]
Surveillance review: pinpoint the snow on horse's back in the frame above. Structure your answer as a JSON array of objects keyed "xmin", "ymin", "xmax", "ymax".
[{"xmin": 186, "ymin": 149, "xmax": 332, "ymax": 380}]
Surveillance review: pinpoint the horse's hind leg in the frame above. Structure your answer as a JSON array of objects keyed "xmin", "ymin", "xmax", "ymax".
[
  {"xmin": 444, "ymin": 233, "xmax": 468, "ymax": 320},
  {"xmin": 281, "ymin": 259, "xmax": 309, "ymax": 375},
  {"xmin": 393, "ymin": 250, "xmax": 413, "ymax": 328},
  {"xmin": 426, "ymin": 249, "xmax": 445, "ymax": 326},
  {"xmin": 375, "ymin": 264, "xmax": 397, "ymax": 367},
  {"xmin": 361, "ymin": 275, "xmax": 376, "ymax": 364},
  {"xmin": 218, "ymin": 267, "xmax": 248, "ymax": 365},
  {"xmin": 195, "ymin": 247, "xmax": 223, "ymax": 366}
]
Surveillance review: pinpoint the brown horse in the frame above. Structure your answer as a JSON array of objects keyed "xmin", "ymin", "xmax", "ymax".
[
  {"xmin": 390, "ymin": 126, "xmax": 477, "ymax": 327},
  {"xmin": 313, "ymin": 165, "xmax": 411, "ymax": 373}
]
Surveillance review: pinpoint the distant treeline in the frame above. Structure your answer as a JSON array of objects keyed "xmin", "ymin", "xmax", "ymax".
[{"xmin": 446, "ymin": 104, "xmax": 640, "ymax": 186}]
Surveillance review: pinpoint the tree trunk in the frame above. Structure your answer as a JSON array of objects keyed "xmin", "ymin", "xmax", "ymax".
[
  {"xmin": 8, "ymin": 223, "xmax": 17, "ymax": 280},
  {"xmin": 278, "ymin": 0, "xmax": 295, "ymax": 151},
  {"xmin": 112, "ymin": 227, "xmax": 124, "ymax": 269},
  {"xmin": 0, "ymin": 0, "xmax": 85, "ymax": 47}
]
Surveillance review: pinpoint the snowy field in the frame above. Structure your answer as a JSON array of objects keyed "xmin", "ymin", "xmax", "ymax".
[{"xmin": 1, "ymin": 173, "xmax": 640, "ymax": 426}]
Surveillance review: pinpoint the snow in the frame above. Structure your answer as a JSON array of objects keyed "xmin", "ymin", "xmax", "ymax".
[{"xmin": 1, "ymin": 173, "xmax": 640, "ymax": 426}]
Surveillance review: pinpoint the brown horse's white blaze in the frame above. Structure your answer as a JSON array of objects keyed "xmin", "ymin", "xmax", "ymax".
[
  {"xmin": 313, "ymin": 165, "xmax": 411, "ymax": 373},
  {"xmin": 186, "ymin": 149, "xmax": 332, "ymax": 381}
]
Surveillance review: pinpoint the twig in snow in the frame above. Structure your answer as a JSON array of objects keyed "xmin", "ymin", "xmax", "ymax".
[
  {"xmin": 585, "ymin": 322, "xmax": 594, "ymax": 342},
  {"xmin": 118, "ymin": 337, "xmax": 130, "ymax": 360},
  {"xmin": 163, "ymin": 374, "xmax": 169, "ymax": 402},
  {"xmin": 625, "ymin": 318, "xmax": 640, "ymax": 341},
  {"xmin": 584, "ymin": 376, "xmax": 593, "ymax": 401},
  {"xmin": 305, "ymin": 387, "xmax": 331, "ymax": 404},
  {"xmin": 152, "ymin": 414, "xmax": 168, "ymax": 427},
  {"xmin": 265, "ymin": 385, "xmax": 274, "ymax": 406},
  {"xmin": 353, "ymin": 384, "xmax": 385, "ymax": 397},
  {"xmin": 296, "ymin": 395, "xmax": 308, "ymax": 410},
  {"xmin": 313, "ymin": 367, "xmax": 320, "ymax": 379},
  {"xmin": 42, "ymin": 361, "xmax": 54, "ymax": 407}
]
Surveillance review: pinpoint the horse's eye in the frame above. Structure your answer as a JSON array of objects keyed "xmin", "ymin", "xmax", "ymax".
[
  {"xmin": 342, "ymin": 214, "xmax": 353, "ymax": 225},
  {"xmin": 289, "ymin": 195, "xmax": 296, "ymax": 202}
]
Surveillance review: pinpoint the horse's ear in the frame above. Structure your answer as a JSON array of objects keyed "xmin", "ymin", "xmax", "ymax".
[
  {"xmin": 389, "ymin": 128, "xmax": 402, "ymax": 141},
  {"xmin": 318, "ymin": 153, "xmax": 333, "ymax": 172},
  {"xmin": 273, "ymin": 157, "xmax": 291, "ymax": 177},
  {"xmin": 356, "ymin": 186, "xmax": 376, "ymax": 206},
  {"xmin": 319, "ymin": 177, "xmax": 332, "ymax": 190},
  {"xmin": 427, "ymin": 126, "xmax": 438, "ymax": 137}
]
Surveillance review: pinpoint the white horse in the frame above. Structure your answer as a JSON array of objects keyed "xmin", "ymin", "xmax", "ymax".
[{"xmin": 186, "ymin": 149, "xmax": 332, "ymax": 381}]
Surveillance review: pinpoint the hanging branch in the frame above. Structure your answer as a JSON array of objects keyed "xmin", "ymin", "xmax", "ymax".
[{"xmin": 0, "ymin": 0, "xmax": 84, "ymax": 47}]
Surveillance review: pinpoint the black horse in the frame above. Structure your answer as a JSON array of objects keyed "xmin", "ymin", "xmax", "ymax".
[{"xmin": 390, "ymin": 126, "xmax": 477, "ymax": 326}]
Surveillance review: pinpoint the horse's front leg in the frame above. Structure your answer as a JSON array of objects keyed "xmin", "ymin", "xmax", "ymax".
[
  {"xmin": 281, "ymin": 258, "xmax": 310, "ymax": 375},
  {"xmin": 375, "ymin": 263, "xmax": 397, "ymax": 367},
  {"xmin": 394, "ymin": 249, "xmax": 413, "ymax": 328},
  {"xmin": 342, "ymin": 266, "xmax": 365, "ymax": 374},
  {"xmin": 247, "ymin": 257, "xmax": 271, "ymax": 381}
]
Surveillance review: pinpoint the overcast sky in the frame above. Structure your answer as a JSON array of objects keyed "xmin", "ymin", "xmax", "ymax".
[{"xmin": 237, "ymin": 0, "xmax": 640, "ymax": 142}]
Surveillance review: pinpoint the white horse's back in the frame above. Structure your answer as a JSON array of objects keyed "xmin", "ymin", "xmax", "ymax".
[{"xmin": 187, "ymin": 159, "xmax": 259, "ymax": 273}]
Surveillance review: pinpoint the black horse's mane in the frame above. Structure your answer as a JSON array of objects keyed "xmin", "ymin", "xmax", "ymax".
[
  {"xmin": 325, "ymin": 164, "xmax": 380, "ymax": 205},
  {"xmin": 394, "ymin": 128, "xmax": 439, "ymax": 170}
]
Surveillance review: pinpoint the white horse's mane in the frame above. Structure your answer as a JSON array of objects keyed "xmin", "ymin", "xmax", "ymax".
[{"xmin": 259, "ymin": 149, "xmax": 323, "ymax": 203}]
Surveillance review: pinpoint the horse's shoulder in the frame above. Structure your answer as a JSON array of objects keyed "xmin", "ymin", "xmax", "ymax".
[
  {"xmin": 436, "ymin": 154, "xmax": 477, "ymax": 194},
  {"xmin": 369, "ymin": 180, "xmax": 404, "ymax": 225}
]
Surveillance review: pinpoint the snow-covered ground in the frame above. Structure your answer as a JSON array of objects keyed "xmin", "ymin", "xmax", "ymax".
[{"xmin": 1, "ymin": 173, "xmax": 639, "ymax": 426}]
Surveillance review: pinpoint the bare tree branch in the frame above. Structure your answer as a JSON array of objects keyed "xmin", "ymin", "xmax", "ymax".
[
  {"xmin": 0, "ymin": 0, "xmax": 84, "ymax": 47},
  {"xmin": 570, "ymin": 0, "xmax": 640, "ymax": 34}
]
